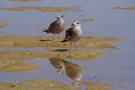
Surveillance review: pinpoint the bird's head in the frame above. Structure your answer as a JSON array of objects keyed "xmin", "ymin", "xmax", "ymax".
[
  {"xmin": 57, "ymin": 15, "xmax": 64, "ymax": 20},
  {"xmin": 71, "ymin": 21, "xmax": 81, "ymax": 27}
]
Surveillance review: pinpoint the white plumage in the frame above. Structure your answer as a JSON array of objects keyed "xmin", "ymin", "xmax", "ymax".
[{"xmin": 61, "ymin": 21, "xmax": 82, "ymax": 51}]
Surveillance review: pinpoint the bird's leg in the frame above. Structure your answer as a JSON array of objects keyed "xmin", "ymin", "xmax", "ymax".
[
  {"xmin": 58, "ymin": 33, "xmax": 60, "ymax": 41},
  {"xmin": 53, "ymin": 34, "xmax": 55, "ymax": 41},
  {"xmin": 70, "ymin": 42, "xmax": 73, "ymax": 51},
  {"xmin": 75, "ymin": 42, "xmax": 79, "ymax": 50},
  {"xmin": 57, "ymin": 65, "xmax": 65, "ymax": 74},
  {"xmin": 72, "ymin": 81, "xmax": 80, "ymax": 86}
]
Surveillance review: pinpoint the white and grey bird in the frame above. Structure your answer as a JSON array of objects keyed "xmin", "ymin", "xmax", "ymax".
[
  {"xmin": 43, "ymin": 15, "xmax": 65, "ymax": 41},
  {"xmin": 61, "ymin": 21, "xmax": 82, "ymax": 51}
]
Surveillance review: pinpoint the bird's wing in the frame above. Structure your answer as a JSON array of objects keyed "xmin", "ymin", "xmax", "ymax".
[
  {"xmin": 65, "ymin": 27, "xmax": 75, "ymax": 41},
  {"xmin": 48, "ymin": 20, "xmax": 60, "ymax": 31}
]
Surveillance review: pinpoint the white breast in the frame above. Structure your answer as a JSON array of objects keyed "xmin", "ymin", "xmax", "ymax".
[{"xmin": 74, "ymin": 26, "xmax": 82, "ymax": 36}]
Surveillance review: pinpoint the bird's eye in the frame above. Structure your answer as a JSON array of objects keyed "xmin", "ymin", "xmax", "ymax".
[
  {"xmin": 61, "ymin": 15, "xmax": 64, "ymax": 17},
  {"xmin": 76, "ymin": 22, "xmax": 79, "ymax": 24}
]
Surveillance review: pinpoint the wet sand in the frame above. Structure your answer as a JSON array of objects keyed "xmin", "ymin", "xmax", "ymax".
[
  {"xmin": 0, "ymin": 79, "xmax": 113, "ymax": 90},
  {"xmin": 0, "ymin": 23, "xmax": 8, "ymax": 28},
  {"xmin": 0, "ymin": 35, "xmax": 124, "ymax": 72}
]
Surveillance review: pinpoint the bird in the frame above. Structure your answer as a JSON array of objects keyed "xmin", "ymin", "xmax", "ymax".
[
  {"xmin": 43, "ymin": 15, "xmax": 65, "ymax": 41},
  {"xmin": 49, "ymin": 57, "xmax": 87, "ymax": 85},
  {"xmin": 64, "ymin": 61, "xmax": 86, "ymax": 86},
  {"xmin": 61, "ymin": 21, "xmax": 82, "ymax": 51},
  {"xmin": 49, "ymin": 57, "xmax": 65, "ymax": 74}
]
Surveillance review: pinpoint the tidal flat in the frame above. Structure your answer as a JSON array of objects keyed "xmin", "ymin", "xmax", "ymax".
[
  {"xmin": 114, "ymin": 6, "xmax": 135, "ymax": 10},
  {"xmin": 0, "ymin": 23, "xmax": 8, "ymax": 28},
  {"xmin": 0, "ymin": 35, "xmax": 125, "ymax": 72},
  {"xmin": 0, "ymin": 6, "xmax": 85, "ymax": 12},
  {"xmin": 0, "ymin": 79, "xmax": 113, "ymax": 90},
  {"xmin": 0, "ymin": 0, "xmax": 134, "ymax": 89}
]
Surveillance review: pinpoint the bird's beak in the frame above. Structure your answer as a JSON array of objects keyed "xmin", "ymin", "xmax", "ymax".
[{"xmin": 71, "ymin": 24, "xmax": 74, "ymax": 26}]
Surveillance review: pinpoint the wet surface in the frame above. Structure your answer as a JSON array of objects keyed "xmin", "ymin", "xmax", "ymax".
[
  {"xmin": 0, "ymin": 47, "xmax": 47, "ymax": 51},
  {"xmin": 0, "ymin": 23, "xmax": 8, "ymax": 28},
  {"xmin": 0, "ymin": 0, "xmax": 135, "ymax": 90}
]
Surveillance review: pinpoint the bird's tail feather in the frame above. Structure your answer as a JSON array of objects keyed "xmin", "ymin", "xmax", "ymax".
[
  {"xmin": 43, "ymin": 29, "xmax": 49, "ymax": 33},
  {"xmin": 61, "ymin": 39, "xmax": 68, "ymax": 43}
]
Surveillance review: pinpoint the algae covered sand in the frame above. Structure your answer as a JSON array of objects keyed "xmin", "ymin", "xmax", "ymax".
[
  {"xmin": 114, "ymin": 6, "xmax": 135, "ymax": 10},
  {"xmin": 0, "ymin": 23, "xmax": 8, "ymax": 28},
  {"xmin": 81, "ymin": 18, "xmax": 95, "ymax": 23},
  {"xmin": 0, "ymin": 80, "xmax": 81, "ymax": 90},
  {"xmin": 0, "ymin": 6, "xmax": 72, "ymax": 12},
  {"xmin": 0, "ymin": 79, "xmax": 113, "ymax": 90},
  {"xmin": 0, "ymin": 49, "xmax": 107, "ymax": 72},
  {"xmin": 0, "ymin": 35, "xmax": 124, "ymax": 49},
  {"xmin": 0, "ymin": 6, "xmax": 84, "ymax": 12},
  {"xmin": 0, "ymin": 35, "xmax": 125, "ymax": 72}
]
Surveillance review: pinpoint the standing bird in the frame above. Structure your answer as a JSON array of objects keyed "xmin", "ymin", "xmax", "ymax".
[
  {"xmin": 43, "ymin": 15, "xmax": 65, "ymax": 41},
  {"xmin": 61, "ymin": 21, "xmax": 82, "ymax": 51}
]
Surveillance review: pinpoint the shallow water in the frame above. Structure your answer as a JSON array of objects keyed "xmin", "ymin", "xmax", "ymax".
[{"xmin": 0, "ymin": 0, "xmax": 135, "ymax": 90}]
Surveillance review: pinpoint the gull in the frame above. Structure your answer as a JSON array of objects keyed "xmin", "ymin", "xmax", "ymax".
[
  {"xmin": 61, "ymin": 21, "xmax": 82, "ymax": 51},
  {"xmin": 43, "ymin": 15, "xmax": 65, "ymax": 41}
]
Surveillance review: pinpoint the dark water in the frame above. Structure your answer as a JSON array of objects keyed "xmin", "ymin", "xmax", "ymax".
[{"xmin": 0, "ymin": 0, "xmax": 135, "ymax": 90}]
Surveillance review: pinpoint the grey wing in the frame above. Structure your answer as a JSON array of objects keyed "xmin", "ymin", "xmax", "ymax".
[
  {"xmin": 48, "ymin": 20, "xmax": 60, "ymax": 32},
  {"xmin": 65, "ymin": 27, "xmax": 74, "ymax": 41}
]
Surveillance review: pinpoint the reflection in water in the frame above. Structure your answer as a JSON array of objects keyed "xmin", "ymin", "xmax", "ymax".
[
  {"xmin": 49, "ymin": 57, "xmax": 86, "ymax": 86},
  {"xmin": 64, "ymin": 60, "xmax": 86, "ymax": 85},
  {"xmin": 49, "ymin": 57, "xmax": 65, "ymax": 74}
]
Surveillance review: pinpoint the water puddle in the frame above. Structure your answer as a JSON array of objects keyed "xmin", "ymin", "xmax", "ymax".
[
  {"xmin": 10, "ymin": 0, "xmax": 43, "ymax": 2},
  {"xmin": 0, "ymin": 57, "xmax": 128, "ymax": 90}
]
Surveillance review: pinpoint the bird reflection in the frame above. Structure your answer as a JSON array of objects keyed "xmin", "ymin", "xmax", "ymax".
[
  {"xmin": 48, "ymin": 57, "xmax": 86, "ymax": 85},
  {"xmin": 49, "ymin": 57, "xmax": 65, "ymax": 74},
  {"xmin": 64, "ymin": 61, "xmax": 85, "ymax": 85}
]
